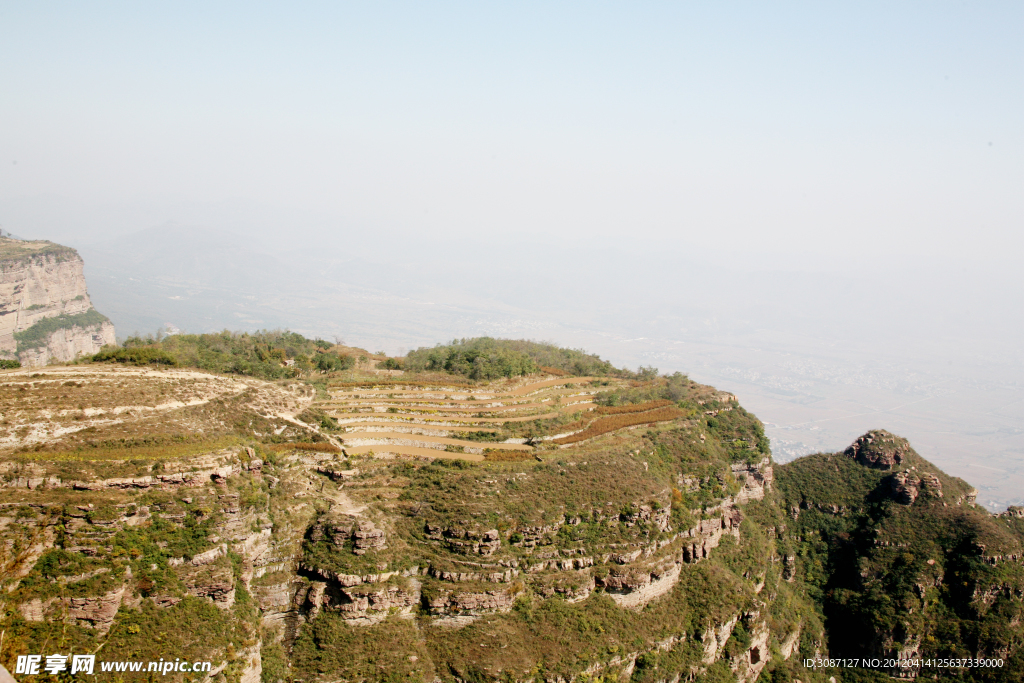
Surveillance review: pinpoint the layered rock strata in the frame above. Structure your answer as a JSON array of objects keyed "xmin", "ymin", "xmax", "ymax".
[{"xmin": 0, "ymin": 237, "xmax": 115, "ymax": 366}]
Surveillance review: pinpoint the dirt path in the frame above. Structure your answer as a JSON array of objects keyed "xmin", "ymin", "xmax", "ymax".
[
  {"xmin": 325, "ymin": 403, "xmax": 550, "ymax": 415},
  {"xmin": 0, "ymin": 365, "xmax": 315, "ymax": 452},
  {"xmin": 344, "ymin": 445, "xmax": 485, "ymax": 461},
  {"xmin": 342, "ymin": 431, "xmax": 531, "ymax": 451},
  {"xmin": 338, "ymin": 421, "xmax": 499, "ymax": 432},
  {"xmin": 328, "ymin": 376, "xmax": 600, "ymax": 400},
  {"xmin": 329, "ymin": 411, "xmax": 563, "ymax": 424}
]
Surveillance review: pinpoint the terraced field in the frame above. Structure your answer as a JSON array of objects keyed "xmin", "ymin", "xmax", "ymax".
[{"xmin": 322, "ymin": 375, "xmax": 685, "ymax": 460}]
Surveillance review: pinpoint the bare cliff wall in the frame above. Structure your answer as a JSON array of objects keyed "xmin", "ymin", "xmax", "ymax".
[{"xmin": 0, "ymin": 237, "xmax": 116, "ymax": 367}]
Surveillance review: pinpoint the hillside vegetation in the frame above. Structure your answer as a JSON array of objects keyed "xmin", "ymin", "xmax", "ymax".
[
  {"xmin": 91, "ymin": 330, "xmax": 351, "ymax": 380},
  {"xmin": 14, "ymin": 309, "xmax": 110, "ymax": 353},
  {"xmin": 774, "ymin": 432, "xmax": 1024, "ymax": 680},
  {"xmin": 0, "ymin": 237, "xmax": 79, "ymax": 266},
  {"xmin": 404, "ymin": 337, "xmax": 625, "ymax": 380},
  {"xmin": 0, "ymin": 339, "xmax": 1021, "ymax": 682}
]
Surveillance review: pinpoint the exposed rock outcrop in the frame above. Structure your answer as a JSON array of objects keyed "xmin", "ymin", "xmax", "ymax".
[
  {"xmin": 681, "ymin": 508, "xmax": 743, "ymax": 563},
  {"xmin": 335, "ymin": 582, "xmax": 418, "ymax": 624},
  {"xmin": 731, "ymin": 459, "xmax": 774, "ymax": 503},
  {"xmin": 311, "ymin": 513, "xmax": 387, "ymax": 555},
  {"xmin": 890, "ymin": 470, "xmax": 922, "ymax": 505},
  {"xmin": 19, "ymin": 586, "xmax": 125, "ymax": 634},
  {"xmin": 63, "ymin": 585, "xmax": 126, "ymax": 633},
  {"xmin": 181, "ymin": 561, "xmax": 236, "ymax": 609},
  {"xmin": 844, "ymin": 429, "xmax": 914, "ymax": 470},
  {"xmin": 425, "ymin": 585, "xmax": 518, "ymax": 619},
  {"xmin": 0, "ymin": 237, "xmax": 115, "ymax": 367},
  {"xmin": 425, "ymin": 524, "xmax": 500, "ymax": 556},
  {"xmin": 888, "ymin": 469, "xmax": 944, "ymax": 505},
  {"xmin": 600, "ymin": 562, "xmax": 681, "ymax": 609}
]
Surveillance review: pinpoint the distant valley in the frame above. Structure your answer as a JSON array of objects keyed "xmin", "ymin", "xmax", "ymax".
[{"xmin": 74, "ymin": 226, "xmax": 1024, "ymax": 512}]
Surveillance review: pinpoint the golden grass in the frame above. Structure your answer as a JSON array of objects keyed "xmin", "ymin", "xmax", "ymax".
[
  {"xmin": 552, "ymin": 406, "xmax": 685, "ymax": 445},
  {"xmin": 343, "ymin": 445, "xmax": 484, "ymax": 461},
  {"xmin": 4, "ymin": 435, "xmax": 242, "ymax": 462},
  {"xmin": 594, "ymin": 399, "xmax": 673, "ymax": 415},
  {"xmin": 330, "ymin": 411, "xmax": 563, "ymax": 424},
  {"xmin": 329, "ymin": 403, "xmax": 543, "ymax": 414},
  {"xmin": 342, "ymin": 431, "xmax": 530, "ymax": 451},
  {"xmin": 483, "ymin": 449, "xmax": 537, "ymax": 462},
  {"xmin": 266, "ymin": 442, "xmax": 342, "ymax": 453},
  {"xmin": 328, "ymin": 380, "xmax": 475, "ymax": 389}
]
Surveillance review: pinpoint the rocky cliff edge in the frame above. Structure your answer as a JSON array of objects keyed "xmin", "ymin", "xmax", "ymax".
[{"xmin": 0, "ymin": 237, "xmax": 115, "ymax": 367}]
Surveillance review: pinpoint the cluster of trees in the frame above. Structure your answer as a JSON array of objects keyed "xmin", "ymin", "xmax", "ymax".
[
  {"xmin": 403, "ymin": 337, "xmax": 625, "ymax": 380},
  {"xmin": 93, "ymin": 330, "xmax": 353, "ymax": 380},
  {"xmin": 403, "ymin": 338, "xmax": 537, "ymax": 379}
]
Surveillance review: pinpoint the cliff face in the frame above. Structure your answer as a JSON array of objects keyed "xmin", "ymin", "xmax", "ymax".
[{"xmin": 0, "ymin": 237, "xmax": 115, "ymax": 367}]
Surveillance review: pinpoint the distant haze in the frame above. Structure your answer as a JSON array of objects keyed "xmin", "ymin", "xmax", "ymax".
[{"xmin": 2, "ymin": 3, "xmax": 1022, "ymax": 509}]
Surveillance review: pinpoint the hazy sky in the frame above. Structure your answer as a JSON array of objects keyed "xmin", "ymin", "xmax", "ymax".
[
  {"xmin": 2, "ymin": 2, "xmax": 1022, "ymax": 271},
  {"xmin": 2, "ymin": 3, "xmax": 1023, "ymax": 507}
]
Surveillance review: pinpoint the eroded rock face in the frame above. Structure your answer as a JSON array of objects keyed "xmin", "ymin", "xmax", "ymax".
[
  {"xmin": 352, "ymin": 520, "xmax": 387, "ymax": 555},
  {"xmin": 313, "ymin": 513, "xmax": 387, "ymax": 555},
  {"xmin": 509, "ymin": 521, "xmax": 563, "ymax": 548},
  {"xmin": 64, "ymin": 586, "xmax": 125, "ymax": 633},
  {"xmin": 620, "ymin": 504, "xmax": 671, "ymax": 532},
  {"xmin": 425, "ymin": 524, "xmax": 500, "ymax": 556},
  {"xmin": 889, "ymin": 470, "xmax": 943, "ymax": 505},
  {"xmin": 428, "ymin": 566, "xmax": 519, "ymax": 583},
  {"xmin": 732, "ymin": 620, "xmax": 770, "ymax": 683},
  {"xmin": 600, "ymin": 563, "xmax": 681, "ymax": 610},
  {"xmin": 890, "ymin": 471, "xmax": 922, "ymax": 505},
  {"xmin": 19, "ymin": 587, "xmax": 125, "ymax": 634},
  {"xmin": 681, "ymin": 509, "xmax": 742, "ymax": 563},
  {"xmin": 844, "ymin": 430, "xmax": 915, "ymax": 470},
  {"xmin": 702, "ymin": 615, "xmax": 739, "ymax": 663},
  {"xmin": 336, "ymin": 584, "xmax": 418, "ymax": 623},
  {"xmin": 0, "ymin": 238, "xmax": 116, "ymax": 366},
  {"xmin": 253, "ymin": 579, "xmax": 305, "ymax": 634},
  {"xmin": 183, "ymin": 564, "xmax": 236, "ymax": 609},
  {"xmin": 425, "ymin": 586, "xmax": 517, "ymax": 617},
  {"xmin": 999, "ymin": 506, "xmax": 1024, "ymax": 519},
  {"xmin": 731, "ymin": 459, "xmax": 774, "ymax": 504},
  {"xmin": 534, "ymin": 572, "xmax": 596, "ymax": 603}
]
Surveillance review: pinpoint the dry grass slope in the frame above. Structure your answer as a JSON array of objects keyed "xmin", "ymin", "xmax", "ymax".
[{"xmin": 553, "ymin": 406, "xmax": 686, "ymax": 445}]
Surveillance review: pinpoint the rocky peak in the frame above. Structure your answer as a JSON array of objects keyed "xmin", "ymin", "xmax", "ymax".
[{"xmin": 844, "ymin": 429, "xmax": 916, "ymax": 470}]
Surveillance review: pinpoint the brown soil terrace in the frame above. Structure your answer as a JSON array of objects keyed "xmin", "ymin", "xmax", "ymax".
[{"xmin": 326, "ymin": 376, "xmax": 679, "ymax": 460}]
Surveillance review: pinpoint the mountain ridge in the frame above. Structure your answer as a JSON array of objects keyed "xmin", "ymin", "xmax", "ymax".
[{"xmin": 0, "ymin": 336, "xmax": 1019, "ymax": 681}]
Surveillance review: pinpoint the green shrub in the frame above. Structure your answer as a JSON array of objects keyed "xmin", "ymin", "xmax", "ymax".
[
  {"xmin": 315, "ymin": 351, "xmax": 355, "ymax": 373},
  {"xmin": 93, "ymin": 345, "xmax": 179, "ymax": 366},
  {"xmin": 14, "ymin": 309, "xmax": 109, "ymax": 352}
]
